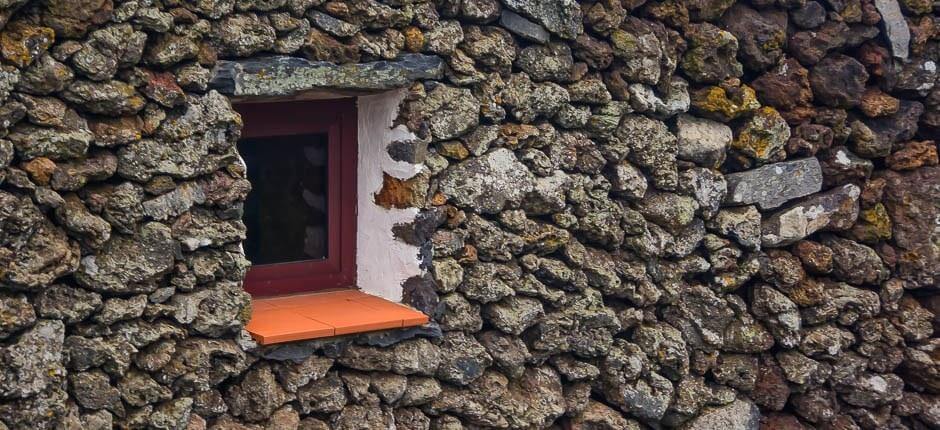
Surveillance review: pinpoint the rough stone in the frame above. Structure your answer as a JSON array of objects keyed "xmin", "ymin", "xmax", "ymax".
[
  {"xmin": 680, "ymin": 398, "xmax": 760, "ymax": 430},
  {"xmin": 210, "ymin": 54, "xmax": 445, "ymax": 97},
  {"xmin": 810, "ymin": 55, "xmax": 869, "ymax": 108},
  {"xmin": 762, "ymin": 184, "xmax": 861, "ymax": 247},
  {"xmin": 723, "ymin": 158, "xmax": 823, "ymax": 210},
  {"xmin": 74, "ymin": 222, "xmax": 177, "ymax": 293},
  {"xmin": 675, "ymin": 114, "xmax": 731, "ymax": 168},
  {"xmin": 501, "ymin": 0, "xmax": 582, "ymax": 39},
  {"xmin": 498, "ymin": 10, "xmax": 549, "ymax": 43},
  {"xmin": 874, "ymin": 0, "xmax": 910, "ymax": 59},
  {"xmin": 438, "ymin": 148, "xmax": 536, "ymax": 214}
]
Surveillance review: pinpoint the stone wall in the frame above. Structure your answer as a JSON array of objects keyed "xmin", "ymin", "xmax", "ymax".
[{"xmin": 0, "ymin": 0, "xmax": 937, "ymax": 429}]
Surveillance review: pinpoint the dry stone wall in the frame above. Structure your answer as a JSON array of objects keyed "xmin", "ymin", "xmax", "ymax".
[{"xmin": 0, "ymin": 0, "xmax": 937, "ymax": 429}]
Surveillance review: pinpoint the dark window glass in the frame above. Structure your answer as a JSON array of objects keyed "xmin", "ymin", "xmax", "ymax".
[{"xmin": 239, "ymin": 134, "xmax": 328, "ymax": 265}]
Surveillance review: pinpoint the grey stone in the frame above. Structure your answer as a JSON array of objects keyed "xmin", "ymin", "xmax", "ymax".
[
  {"xmin": 0, "ymin": 320, "xmax": 64, "ymax": 399},
  {"xmin": 74, "ymin": 222, "xmax": 178, "ymax": 293},
  {"xmin": 307, "ymin": 10, "xmax": 361, "ymax": 37},
  {"xmin": 436, "ymin": 331, "xmax": 492, "ymax": 386},
  {"xmin": 438, "ymin": 148, "xmax": 536, "ymax": 214},
  {"xmin": 515, "ymin": 43, "xmax": 573, "ymax": 82},
  {"xmin": 499, "ymin": 10, "xmax": 549, "ymax": 43},
  {"xmin": 874, "ymin": 0, "xmax": 910, "ymax": 60},
  {"xmin": 723, "ymin": 158, "xmax": 823, "ymax": 210},
  {"xmin": 762, "ymin": 184, "xmax": 861, "ymax": 248},
  {"xmin": 210, "ymin": 54, "xmax": 445, "ymax": 97},
  {"xmin": 707, "ymin": 206, "xmax": 762, "ymax": 250},
  {"xmin": 502, "ymin": 0, "xmax": 582, "ymax": 39},
  {"xmin": 676, "ymin": 114, "xmax": 731, "ymax": 169},
  {"xmin": 628, "ymin": 78, "xmax": 690, "ymax": 119},
  {"xmin": 680, "ymin": 398, "xmax": 760, "ymax": 430}
]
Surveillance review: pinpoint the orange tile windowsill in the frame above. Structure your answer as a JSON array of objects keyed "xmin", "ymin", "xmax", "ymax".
[{"xmin": 245, "ymin": 290, "xmax": 430, "ymax": 345}]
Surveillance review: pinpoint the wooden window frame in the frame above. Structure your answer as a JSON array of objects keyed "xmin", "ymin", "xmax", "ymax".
[{"xmin": 235, "ymin": 99, "xmax": 358, "ymax": 296}]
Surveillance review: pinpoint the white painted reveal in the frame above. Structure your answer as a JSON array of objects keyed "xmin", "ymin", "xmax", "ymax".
[{"xmin": 356, "ymin": 90, "xmax": 424, "ymax": 301}]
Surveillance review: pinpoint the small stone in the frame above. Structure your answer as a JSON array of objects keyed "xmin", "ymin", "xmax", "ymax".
[
  {"xmin": 680, "ymin": 23, "xmax": 743, "ymax": 84},
  {"xmin": 618, "ymin": 114, "xmax": 678, "ymax": 190},
  {"xmin": 675, "ymin": 114, "xmax": 731, "ymax": 168},
  {"xmin": 731, "ymin": 107, "xmax": 790, "ymax": 165},
  {"xmin": 61, "ymin": 79, "xmax": 146, "ymax": 116},
  {"xmin": 436, "ymin": 331, "xmax": 492, "ymax": 386},
  {"xmin": 634, "ymin": 191, "xmax": 698, "ymax": 233},
  {"xmin": 214, "ymin": 13, "xmax": 276, "ymax": 57},
  {"xmin": 761, "ymin": 184, "xmax": 861, "ymax": 247},
  {"xmin": 307, "ymin": 11, "xmax": 361, "ymax": 38},
  {"xmin": 438, "ymin": 148, "xmax": 535, "ymax": 214},
  {"xmin": 604, "ymin": 161, "xmax": 647, "ymax": 200},
  {"xmin": 34, "ymin": 284, "xmax": 102, "ymax": 324},
  {"xmin": 515, "ymin": 43, "xmax": 573, "ymax": 82},
  {"xmin": 75, "ymin": 222, "xmax": 177, "ymax": 293},
  {"xmin": 373, "ymin": 172, "xmax": 428, "ymax": 209},
  {"xmin": 720, "ymin": 4, "xmax": 786, "ymax": 72},
  {"xmin": 0, "ymin": 21, "xmax": 55, "ymax": 68},
  {"xmin": 859, "ymin": 87, "xmax": 900, "ymax": 117},
  {"xmin": 301, "ymin": 27, "xmax": 359, "ymax": 63},
  {"xmin": 681, "ymin": 399, "xmax": 760, "ymax": 430},
  {"xmin": 501, "ymin": 0, "xmax": 583, "ymax": 39},
  {"xmin": 707, "ymin": 206, "xmax": 762, "ymax": 250},
  {"xmin": 690, "ymin": 84, "xmax": 760, "ymax": 122},
  {"xmin": 787, "ymin": 21, "xmax": 849, "ymax": 65},
  {"xmin": 886, "ymin": 140, "xmax": 938, "ymax": 171},
  {"xmin": 874, "ymin": 0, "xmax": 911, "ymax": 59},
  {"xmin": 499, "ymin": 10, "xmax": 549, "ymax": 43},
  {"xmin": 723, "ymin": 158, "xmax": 823, "ymax": 210},
  {"xmin": 822, "ymin": 235, "xmax": 888, "ymax": 285},
  {"xmin": 809, "ymin": 54, "xmax": 869, "ymax": 108},
  {"xmin": 751, "ymin": 58, "xmax": 813, "ymax": 112},
  {"xmin": 0, "ymin": 292, "xmax": 35, "ymax": 339},
  {"xmin": 791, "ymin": 1, "xmax": 826, "ymax": 28}
]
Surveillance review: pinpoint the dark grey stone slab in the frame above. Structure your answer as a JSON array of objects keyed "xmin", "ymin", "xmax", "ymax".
[
  {"xmin": 499, "ymin": 10, "xmax": 550, "ymax": 43},
  {"xmin": 723, "ymin": 157, "xmax": 823, "ymax": 210},
  {"xmin": 209, "ymin": 54, "xmax": 445, "ymax": 97}
]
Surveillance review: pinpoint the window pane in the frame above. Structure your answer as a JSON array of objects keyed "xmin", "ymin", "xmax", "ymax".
[{"xmin": 239, "ymin": 133, "xmax": 329, "ymax": 265}]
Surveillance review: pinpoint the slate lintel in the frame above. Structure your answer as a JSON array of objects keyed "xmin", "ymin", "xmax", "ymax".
[{"xmin": 209, "ymin": 54, "xmax": 445, "ymax": 97}]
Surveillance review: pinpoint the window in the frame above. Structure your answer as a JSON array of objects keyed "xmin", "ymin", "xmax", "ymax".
[{"xmin": 236, "ymin": 99, "xmax": 357, "ymax": 296}]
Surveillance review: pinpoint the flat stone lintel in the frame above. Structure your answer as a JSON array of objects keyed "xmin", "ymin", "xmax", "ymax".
[{"xmin": 210, "ymin": 54, "xmax": 445, "ymax": 98}]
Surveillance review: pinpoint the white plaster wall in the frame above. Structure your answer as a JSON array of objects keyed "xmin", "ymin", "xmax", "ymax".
[{"xmin": 356, "ymin": 90, "xmax": 424, "ymax": 301}]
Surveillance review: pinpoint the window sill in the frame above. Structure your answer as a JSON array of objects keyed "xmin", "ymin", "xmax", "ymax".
[{"xmin": 246, "ymin": 290, "xmax": 429, "ymax": 345}]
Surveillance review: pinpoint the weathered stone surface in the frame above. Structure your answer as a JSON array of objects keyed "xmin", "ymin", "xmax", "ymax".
[
  {"xmin": 515, "ymin": 43, "xmax": 573, "ymax": 82},
  {"xmin": 618, "ymin": 114, "xmax": 678, "ymax": 190},
  {"xmin": 810, "ymin": 55, "xmax": 869, "ymax": 108},
  {"xmin": 499, "ymin": 10, "xmax": 549, "ymax": 43},
  {"xmin": 723, "ymin": 158, "xmax": 823, "ymax": 210},
  {"xmin": 680, "ymin": 398, "xmax": 760, "ymax": 430},
  {"xmin": 731, "ymin": 107, "xmax": 790, "ymax": 165},
  {"xmin": 0, "ymin": 191, "xmax": 80, "ymax": 288},
  {"xmin": 675, "ymin": 114, "xmax": 731, "ymax": 168},
  {"xmin": 438, "ymin": 148, "xmax": 535, "ymax": 214},
  {"xmin": 720, "ymin": 4, "xmax": 786, "ymax": 72},
  {"xmin": 0, "ymin": 320, "xmax": 65, "ymax": 399},
  {"xmin": 874, "ymin": 0, "xmax": 910, "ymax": 59},
  {"xmin": 211, "ymin": 54, "xmax": 444, "ymax": 96},
  {"xmin": 74, "ymin": 222, "xmax": 177, "ymax": 293},
  {"xmin": 762, "ymin": 184, "xmax": 861, "ymax": 247},
  {"xmin": 502, "ymin": 0, "xmax": 582, "ymax": 39}
]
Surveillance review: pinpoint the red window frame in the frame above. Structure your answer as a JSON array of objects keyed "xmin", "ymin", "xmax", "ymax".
[{"xmin": 235, "ymin": 99, "xmax": 358, "ymax": 296}]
